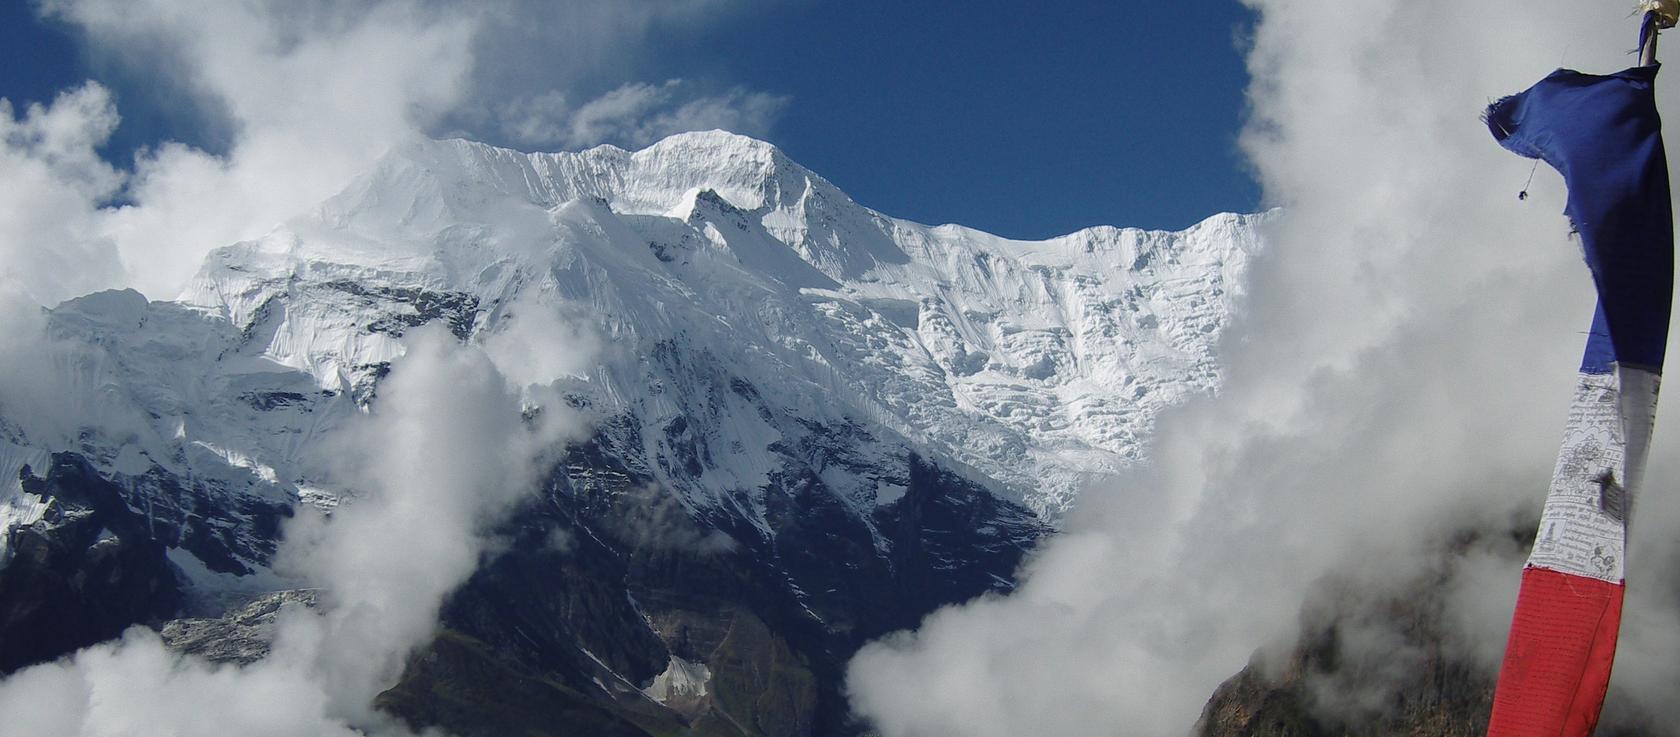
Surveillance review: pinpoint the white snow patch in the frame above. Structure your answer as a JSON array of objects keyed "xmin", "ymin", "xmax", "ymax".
[
  {"xmin": 875, "ymin": 482, "xmax": 908, "ymax": 507},
  {"xmin": 643, "ymin": 656, "xmax": 712, "ymax": 704},
  {"xmin": 0, "ymin": 489, "xmax": 48, "ymax": 567}
]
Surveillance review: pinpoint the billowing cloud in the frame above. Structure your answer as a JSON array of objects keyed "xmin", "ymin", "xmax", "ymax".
[
  {"xmin": 0, "ymin": 323, "xmax": 591, "ymax": 736},
  {"xmin": 848, "ymin": 2, "xmax": 1680, "ymax": 735},
  {"xmin": 480, "ymin": 293, "xmax": 604, "ymax": 388},
  {"xmin": 0, "ymin": 0, "xmax": 786, "ymax": 306},
  {"xmin": 0, "ymin": 83, "xmax": 125, "ymax": 306},
  {"xmin": 495, "ymin": 80, "xmax": 789, "ymax": 150},
  {"xmin": 17, "ymin": 0, "xmax": 477, "ymax": 301}
]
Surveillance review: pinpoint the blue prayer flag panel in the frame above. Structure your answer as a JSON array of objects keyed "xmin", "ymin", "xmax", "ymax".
[{"xmin": 1483, "ymin": 63, "xmax": 1672, "ymax": 737}]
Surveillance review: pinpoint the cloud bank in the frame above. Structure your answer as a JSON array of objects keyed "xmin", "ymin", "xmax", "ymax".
[
  {"xmin": 0, "ymin": 0, "xmax": 787, "ymax": 304},
  {"xmin": 0, "ymin": 84, "xmax": 125, "ymax": 307},
  {"xmin": 34, "ymin": 0, "xmax": 478, "ymax": 301},
  {"xmin": 848, "ymin": 2, "xmax": 1680, "ymax": 735},
  {"xmin": 0, "ymin": 323, "xmax": 588, "ymax": 736}
]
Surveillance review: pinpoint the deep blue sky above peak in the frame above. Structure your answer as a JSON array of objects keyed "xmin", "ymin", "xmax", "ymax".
[
  {"xmin": 1, "ymin": 1, "xmax": 1259, "ymax": 241},
  {"xmin": 653, "ymin": 1, "xmax": 1262, "ymax": 238}
]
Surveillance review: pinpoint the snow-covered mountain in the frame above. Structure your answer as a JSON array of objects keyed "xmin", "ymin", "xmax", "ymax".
[{"xmin": 0, "ymin": 130, "xmax": 1263, "ymax": 735}]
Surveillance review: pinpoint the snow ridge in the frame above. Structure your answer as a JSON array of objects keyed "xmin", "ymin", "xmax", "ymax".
[
  {"xmin": 176, "ymin": 131, "xmax": 1263, "ymax": 518},
  {"xmin": 1, "ymin": 130, "xmax": 1264, "ymax": 574}
]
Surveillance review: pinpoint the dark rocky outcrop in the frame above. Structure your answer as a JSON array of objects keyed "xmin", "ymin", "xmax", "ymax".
[
  {"xmin": 1194, "ymin": 591, "xmax": 1495, "ymax": 737},
  {"xmin": 1196, "ymin": 536, "xmax": 1667, "ymax": 737},
  {"xmin": 159, "ymin": 589, "xmax": 318, "ymax": 665},
  {"xmin": 0, "ymin": 455, "xmax": 184, "ymax": 673}
]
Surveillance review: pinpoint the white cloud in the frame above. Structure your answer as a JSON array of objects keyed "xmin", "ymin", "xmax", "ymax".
[
  {"xmin": 276, "ymin": 323, "xmax": 581, "ymax": 718},
  {"xmin": 496, "ymin": 80, "xmax": 790, "ymax": 150},
  {"xmin": 36, "ymin": 0, "xmax": 479, "ymax": 301},
  {"xmin": 0, "ymin": 0, "xmax": 784, "ymax": 306},
  {"xmin": 848, "ymin": 2, "xmax": 1680, "ymax": 735},
  {"xmin": 479, "ymin": 294, "xmax": 603, "ymax": 388},
  {"xmin": 0, "ymin": 83, "xmax": 125, "ymax": 306}
]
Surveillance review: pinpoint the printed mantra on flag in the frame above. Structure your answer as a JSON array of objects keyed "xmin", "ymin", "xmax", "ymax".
[{"xmin": 1528, "ymin": 368, "xmax": 1660, "ymax": 583}]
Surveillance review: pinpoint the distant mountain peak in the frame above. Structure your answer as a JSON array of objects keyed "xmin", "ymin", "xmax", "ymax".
[
  {"xmin": 160, "ymin": 131, "xmax": 1266, "ymax": 518},
  {"xmin": 1, "ymin": 125, "xmax": 1273, "ymax": 737}
]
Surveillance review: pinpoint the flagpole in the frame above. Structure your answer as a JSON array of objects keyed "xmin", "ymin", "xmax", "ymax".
[{"xmin": 1643, "ymin": 1, "xmax": 1680, "ymax": 67}]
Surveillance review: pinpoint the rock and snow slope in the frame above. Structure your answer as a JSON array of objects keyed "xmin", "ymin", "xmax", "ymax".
[
  {"xmin": 172, "ymin": 130, "xmax": 1262, "ymax": 523},
  {"xmin": 0, "ymin": 128, "xmax": 1263, "ymax": 575},
  {"xmin": 0, "ymin": 130, "xmax": 1265, "ymax": 736}
]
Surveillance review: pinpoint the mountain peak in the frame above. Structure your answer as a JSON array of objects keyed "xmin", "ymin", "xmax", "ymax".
[
  {"xmin": 324, "ymin": 130, "xmax": 818, "ymax": 228},
  {"xmin": 638, "ymin": 128, "xmax": 782, "ymax": 157},
  {"xmin": 170, "ymin": 127, "xmax": 1268, "ymax": 517}
]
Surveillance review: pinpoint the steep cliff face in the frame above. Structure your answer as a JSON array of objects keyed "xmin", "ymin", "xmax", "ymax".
[
  {"xmin": 0, "ymin": 130, "xmax": 1263, "ymax": 735},
  {"xmin": 0, "ymin": 455, "xmax": 185, "ymax": 673}
]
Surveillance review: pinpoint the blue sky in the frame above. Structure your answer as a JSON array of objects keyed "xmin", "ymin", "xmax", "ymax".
[
  {"xmin": 643, "ymin": 1, "xmax": 1261, "ymax": 237},
  {"xmin": 2, "ymin": 1, "xmax": 1258, "ymax": 240}
]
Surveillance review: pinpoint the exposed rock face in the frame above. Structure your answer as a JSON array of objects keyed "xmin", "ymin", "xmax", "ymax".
[
  {"xmin": 0, "ymin": 455, "xmax": 182, "ymax": 673},
  {"xmin": 159, "ymin": 589, "xmax": 319, "ymax": 665},
  {"xmin": 1196, "ymin": 545, "xmax": 1667, "ymax": 737}
]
